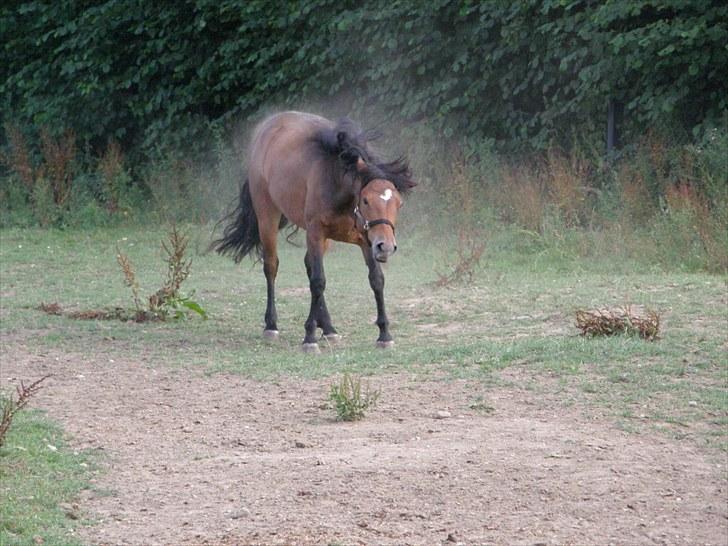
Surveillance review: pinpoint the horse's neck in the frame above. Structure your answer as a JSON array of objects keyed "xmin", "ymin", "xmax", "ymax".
[{"xmin": 330, "ymin": 174, "xmax": 359, "ymax": 214}]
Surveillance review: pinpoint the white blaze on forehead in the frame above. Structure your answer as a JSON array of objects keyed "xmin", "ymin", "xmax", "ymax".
[{"xmin": 380, "ymin": 188, "xmax": 393, "ymax": 202}]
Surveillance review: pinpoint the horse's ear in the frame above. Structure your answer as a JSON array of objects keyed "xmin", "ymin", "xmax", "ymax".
[{"xmin": 355, "ymin": 157, "xmax": 368, "ymax": 173}]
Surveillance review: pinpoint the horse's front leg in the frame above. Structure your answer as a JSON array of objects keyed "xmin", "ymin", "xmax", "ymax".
[
  {"xmin": 360, "ymin": 245, "xmax": 394, "ymax": 348},
  {"xmin": 302, "ymin": 232, "xmax": 337, "ymax": 353}
]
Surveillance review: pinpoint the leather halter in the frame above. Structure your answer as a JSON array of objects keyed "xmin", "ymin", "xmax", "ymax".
[{"xmin": 353, "ymin": 205, "xmax": 395, "ymax": 244}]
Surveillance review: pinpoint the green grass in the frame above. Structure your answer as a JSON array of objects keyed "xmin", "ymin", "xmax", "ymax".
[
  {"xmin": 0, "ymin": 408, "xmax": 93, "ymax": 545},
  {"xmin": 1, "ymin": 223, "xmax": 725, "ymax": 539},
  {"xmin": 1, "ymin": 224, "xmax": 726, "ymax": 450}
]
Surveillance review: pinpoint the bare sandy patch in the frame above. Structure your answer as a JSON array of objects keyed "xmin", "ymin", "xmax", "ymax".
[{"xmin": 3, "ymin": 343, "xmax": 725, "ymax": 546}]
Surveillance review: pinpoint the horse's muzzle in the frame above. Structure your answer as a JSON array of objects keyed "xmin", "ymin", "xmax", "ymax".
[{"xmin": 373, "ymin": 239, "xmax": 397, "ymax": 263}]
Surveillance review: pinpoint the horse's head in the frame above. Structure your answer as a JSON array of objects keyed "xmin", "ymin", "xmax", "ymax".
[{"xmin": 357, "ymin": 178, "xmax": 403, "ymax": 263}]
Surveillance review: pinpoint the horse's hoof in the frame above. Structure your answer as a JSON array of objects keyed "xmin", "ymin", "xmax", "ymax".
[
  {"xmin": 375, "ymin": 340, "xmax": 395, "ymax": 349},
  {"xmin": 322, "ymin": 333, "xmax": 341, "ymax": 345},
  {"xmin": 301, "ymin": 342, "xmax": 321, "ymax": 354},
  {"xmin": 263, "ymin": 329, "xmax": 280, "ymax": 341}
]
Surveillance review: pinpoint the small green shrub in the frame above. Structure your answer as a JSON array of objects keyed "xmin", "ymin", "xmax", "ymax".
[{"xmin": 329, "ymin": 373, "xmax": 380, "ymax": 422}]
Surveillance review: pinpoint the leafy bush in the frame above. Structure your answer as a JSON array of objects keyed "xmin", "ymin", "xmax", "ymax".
[{"xmin": 2, "ymin": 1, "xmax": 725, "ymax": 159}]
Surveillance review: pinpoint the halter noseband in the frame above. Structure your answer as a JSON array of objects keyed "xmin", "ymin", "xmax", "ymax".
[{"xmin": 353, "ymin": 205, "xmax": 395, "ymax": 242}]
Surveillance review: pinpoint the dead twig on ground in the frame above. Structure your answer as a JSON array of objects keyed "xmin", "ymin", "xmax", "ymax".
[{"xmin": 575, "ymin": 306, "xmax": 660, "ymax": 340}]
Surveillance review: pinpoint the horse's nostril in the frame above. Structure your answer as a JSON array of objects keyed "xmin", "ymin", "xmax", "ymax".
[
  {"xmin": 394, "ymin": 244, "xmax": 398, "ymax": 253},
  {"xmin": 376, "ymin": 242, "xmax": 385, "ymax": 252}
]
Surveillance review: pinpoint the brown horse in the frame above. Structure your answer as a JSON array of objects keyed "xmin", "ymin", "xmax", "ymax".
[{"xmin": 213, "ymin": 111, "xmax": 416, "ymax": 352}]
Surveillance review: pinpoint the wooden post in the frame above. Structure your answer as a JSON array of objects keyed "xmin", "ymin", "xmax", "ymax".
[{"xmin": 607, "ymin": 99, "xmax": 622, "ymax": 153}]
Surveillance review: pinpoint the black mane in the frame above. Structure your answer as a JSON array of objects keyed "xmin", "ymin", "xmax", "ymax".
[{"xmin": 314, "ymin": 117, "xmax": 416, "ymax": 195}]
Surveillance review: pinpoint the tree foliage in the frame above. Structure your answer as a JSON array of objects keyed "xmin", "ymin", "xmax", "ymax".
[{"xmin": 1, "ymin": 0, "xmax": 726, "ymax": 156}]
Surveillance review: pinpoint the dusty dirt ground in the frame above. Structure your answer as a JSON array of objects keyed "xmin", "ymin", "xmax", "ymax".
[{"xmin": 4, "ymin": 341, "xmax": 726, "ymax": 546}]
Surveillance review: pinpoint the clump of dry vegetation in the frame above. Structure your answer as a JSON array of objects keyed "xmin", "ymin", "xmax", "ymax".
[
  {"xmin": 435, "ymin": 155, "xmax": 487, "ymax": 286},
  {"xmin": 147, "ymin": 225, "xmax": 193, "ymax": 313},
  {"xmin": 0, "ymin": 375, "xmax": 52, "ymax": 447},
  {"xmin": 115, "ymin": 225, "xmax": 207, "ymax": 320},
  {"xmin": 1, "ymin": 124, "xmax": 77, "ymax": 226},
  {"xmin": 575, "ymin": 306, "xmax": 660, "ymax": 340},
  {"xmin": 116, "ymin": 249, "xmax": 144, "ymax": 316},
  {"xmin": 98, "ymin": 139, "xmax": 128, "ymax": 213},
  {"xmin": 38, "ymin": 226, "xmax": 206, "ymax": 322}
]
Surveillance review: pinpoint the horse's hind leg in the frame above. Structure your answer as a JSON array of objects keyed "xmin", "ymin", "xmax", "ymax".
[
  {"xmin": 302, "ymin": 232, "xmax": 338, "ymax": 352},
  {"xmin": 256, "ymin": 200, "xmax": 282, "ymax": 339}
]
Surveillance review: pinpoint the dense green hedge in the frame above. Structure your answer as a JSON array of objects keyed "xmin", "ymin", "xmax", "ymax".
[{"xmin": 2, "ymin": 0, "xmax": 727, "ymax": 157}]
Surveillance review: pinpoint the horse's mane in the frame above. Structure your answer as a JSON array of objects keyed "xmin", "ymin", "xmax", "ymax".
[{"xmin": 314, "ymin": 117, "xmax": 416, "ymax": 195}]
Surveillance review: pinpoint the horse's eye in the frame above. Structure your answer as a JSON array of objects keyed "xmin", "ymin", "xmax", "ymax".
[{"xmin": 362, "ymin": 198, "xmax": 369, "ymax": 206}]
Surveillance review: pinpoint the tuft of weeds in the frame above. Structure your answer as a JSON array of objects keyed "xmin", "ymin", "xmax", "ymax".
[
  {"xmin": 1, "ymin": 123, "xmax": 35, "ymax": 191},
  {"xmin": 545, "ymin": 148, "xmax": 593, "ymax": 227},
  {"xmin": 147, "ymin": 225, "xmax": 207, "ymax": 319},
  {"xmin": 0, "ymin": 375, "xmax": 51, "ymax": 447},
  {"xmin": 98, "ymin": 139, "xmax": 131, "ymax": 213},
  {"xmin": 38, "ymin": 127, "xmax": 76, "ymax": 208},
  {"xmin": 38, "ymin": 225, "xmax": 208, "ymax": 322},
  {"xmin": 434, "ymin": 154, "xmax": 487, "ymax": 286},
  {"xmin": 1, "ymin": 124, "xmax": 78, "ymax": 226},
  {"xmin": 116, "ymin": 248, "xmax": 144, "ymax": 314},
  {"xmin": 434, "ymin": 232, "xmax": 486, "ymax": 287},
  {"xmin": 329, "ymin": 373, "xmax": 380, "ymax": 422},
  {"xmin": 115, "ymin": 225, "xmax": 207, "ymax": 320},
  {"xmin": 575, "ymin": 306, "xmax": 660, "ymax": 340},
  {"xmin": 468, "ymin": 396, "xmax": 495, "ymax": 414}
]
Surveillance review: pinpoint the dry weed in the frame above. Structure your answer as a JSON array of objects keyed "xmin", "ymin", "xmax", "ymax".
[
  {"xmin": 99, "ymin": 140, "xmax": 125, "ymax": 212},
  {"xmin": 0, "ymin": 375, "xmax": 52, "ymax": 447},
  {"xmin": 435, "ymin": 231, "xmax": 486, "ymax": 287},
  {"xmin": 149, "ymin": 225, "xmax": 192, "ymax": 311},
  {"xmin": 663, "ymin": 182, "xmax": 727, "ymax": 272},
  {"xmin": 116, "ymin": 248, "xmax": 143, "ymax": 313},
  {"xmin": 617, "ymin": 162, "xmax": 656, "ymax": 222},
  {"xmin": 38, "ymin": 226, "xmax": 205, "ymax": 322},
  {"xmin": 37, "ymin": 302, "xmax": 63, "ymax": 315},
  {"xmin": 575, "ymin": 306, "xmax": 660, "ymax": 340},
  {"xmin": 435, "ymin": 155, "xmax": 487, "ymax": 286},
  {"xmin": 546, "ymin": 149, "xmax": 591, "ymax": 227},
  {"xmin": 38, "ymin": 128, "xmax": 76, "ymax": 206},
  {"xmin": 2, "ymin": 123, "xmax": 35, "ymax": 189},
  {"xmin": 499, "ymin": 165, "xmax": 545, "ymax": 233}
]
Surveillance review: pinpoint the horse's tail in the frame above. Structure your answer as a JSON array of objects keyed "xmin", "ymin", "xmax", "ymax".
[{"xmin": 212, "ymin": 179, "xmax": 262, "ymax": 263}]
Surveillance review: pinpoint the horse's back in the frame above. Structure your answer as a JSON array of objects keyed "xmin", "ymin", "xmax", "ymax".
[
  {"xmin": 249, "ymin": 111, "xmax": 330, "ymax": 167},
  {"xmin": 248, "ymin": 112, "xmax": 333, "ymax": 226}
]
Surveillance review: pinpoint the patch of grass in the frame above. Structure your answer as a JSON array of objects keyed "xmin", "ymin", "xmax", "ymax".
[
  {"xmin": 468, "ymin": 396, "xmax": 495, "ymax": 414},
  {"xmin": 0, "ymin": 408, "xmax": 93, "ymax": 545},
  {"xmin": 328, "ymin": 373, "xmax": 380, "ymax": 421},
  {"xmin": 0, "ymin": 225, "xmax": 726, "ymax": 450}
]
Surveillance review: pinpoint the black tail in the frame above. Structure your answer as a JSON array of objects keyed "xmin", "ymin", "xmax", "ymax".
[{"xmin": 212, "ymin": 179, "xmax": 262, "ymax": 263}]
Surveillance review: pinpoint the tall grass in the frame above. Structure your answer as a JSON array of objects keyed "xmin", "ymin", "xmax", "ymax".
[
  {"xmin": 1, "ymin": 123, "xmax": 726, "ymax": 272},
  {"xmin": 405, "ymin": 126, "xmax": 727, "ymax": 274}
]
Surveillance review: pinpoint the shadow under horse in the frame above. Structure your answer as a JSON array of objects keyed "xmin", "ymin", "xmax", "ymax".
[{"xmin": 213, "ymin": 111, "xmax": 417, "ymax": 353}]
